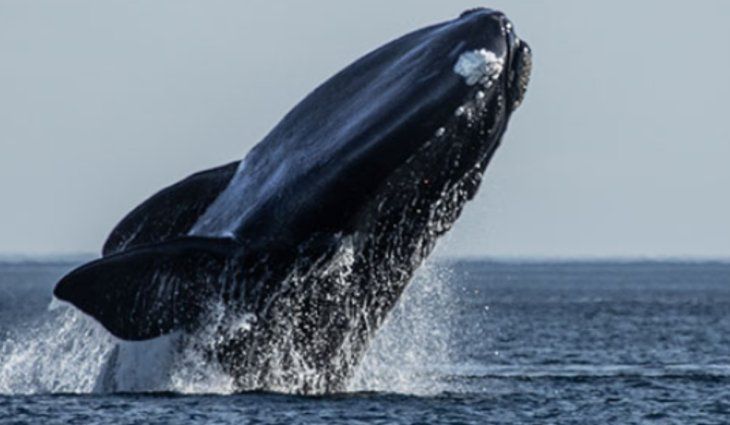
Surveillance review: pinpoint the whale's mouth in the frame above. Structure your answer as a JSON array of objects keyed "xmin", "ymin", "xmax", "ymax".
[{"xmin": 507, "ymin": 35, "xmax": 532, "ymax": 111}]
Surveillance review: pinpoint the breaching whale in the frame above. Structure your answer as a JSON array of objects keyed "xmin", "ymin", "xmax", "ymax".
[{"xmin": 55, "ymin": 8, "xmax": 531, "ymax": 393}]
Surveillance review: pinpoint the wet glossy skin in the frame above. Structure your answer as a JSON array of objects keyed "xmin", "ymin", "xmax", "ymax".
[
  {"xmin": 191, "ymin": 9, "xmax": 526, "ymax": 251},
  {"xmin": 55, "ymin": 8, "xmax": 531, "ymax": 393}
]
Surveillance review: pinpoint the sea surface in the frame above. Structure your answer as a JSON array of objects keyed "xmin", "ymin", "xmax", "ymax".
[{"xmin": 1, "ymin": 260, "xmax": 729, "ymax": 424}]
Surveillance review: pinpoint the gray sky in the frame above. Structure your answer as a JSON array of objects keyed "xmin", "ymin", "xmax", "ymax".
[{"xmin": 1, "ymin": 1, "xmax": 729, "ymax": 258}]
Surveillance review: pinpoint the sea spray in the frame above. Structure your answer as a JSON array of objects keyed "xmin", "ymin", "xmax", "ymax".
[
  {"xmin": 350, "ymin": 262, "xmax": 457, "ymax": 395},
  {"xmin": 94, "ymin": 334, "xmax": 178, "ymax": 393},
  {"xmin": 0, "ymin": 304, "xmax": 114, "ymax": 394},
  {"xmin": 0, "ymin": 261, "xmax": 458, "ymax": 395}
]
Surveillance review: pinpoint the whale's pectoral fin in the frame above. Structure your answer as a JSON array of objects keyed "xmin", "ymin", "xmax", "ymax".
[
  {"xmin": 102, "ymin": 161, "xmax": 239, "ymax": 256},
  {"xmin": 55, "ymin": 237, "xmax": 239, "ymax": 341}
]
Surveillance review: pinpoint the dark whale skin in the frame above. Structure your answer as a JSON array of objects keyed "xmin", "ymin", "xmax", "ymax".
[
  {"xmin": 102, "ymin": 161, "xmax": 239, "ymax": 256},
  {"xmin": 55, "ymin": 8, "xmax": 531, "ymax": 393}
]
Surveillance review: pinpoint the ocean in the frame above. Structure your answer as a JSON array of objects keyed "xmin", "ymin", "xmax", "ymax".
[{"xmin": 1, "ymin": 260, "xmax": 728, "ymax": 424}]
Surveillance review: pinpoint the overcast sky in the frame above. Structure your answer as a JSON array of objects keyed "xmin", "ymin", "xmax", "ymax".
[{"xmin": 1, "ymin": 1, "xmax": 729, "ymax": 258}]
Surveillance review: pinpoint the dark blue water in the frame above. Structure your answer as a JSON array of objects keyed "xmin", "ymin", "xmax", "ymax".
[{"xmin": 1, "ymin": 260, "xmax": 729, "ymax": 424}]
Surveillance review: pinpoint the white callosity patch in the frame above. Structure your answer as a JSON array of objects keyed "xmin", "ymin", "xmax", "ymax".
[{"xmin": 453, "ymin": 49, "xmax": 504, "ymax": 86}]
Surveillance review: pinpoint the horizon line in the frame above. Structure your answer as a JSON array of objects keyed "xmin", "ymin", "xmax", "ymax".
[{"xmin": 1, "ymin": 252, "xmax": 729, "ymax": 265}]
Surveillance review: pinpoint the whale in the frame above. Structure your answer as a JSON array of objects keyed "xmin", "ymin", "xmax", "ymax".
[{"xmin": 54, "ymin": 8, "xmax": 531, "ymax": 393}]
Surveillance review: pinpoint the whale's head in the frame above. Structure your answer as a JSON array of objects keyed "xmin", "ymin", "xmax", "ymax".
[
  {"xmin": 194, "ymin": 8, "xmax": 532, "ymax": 250},
  {"xmin": 452, "ymin": 8, "xmax": 532, "ymax": 112},
  {"xmin": 382, "ymin": 7, "xmax": 532, "ymax": 201},
  {"xmin": 335, "ymin": 7, "xmax": 533, "ymax": 265}
]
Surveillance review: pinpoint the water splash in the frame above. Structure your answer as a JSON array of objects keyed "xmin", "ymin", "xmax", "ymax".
[
  {"xmin": 94, "ymin": 334, "xmax": 178, "ymax": 393},
  {"xmin": 0, "ymin": 304, "xmax": 115, "ymax": 394},
  {"xmin": 0, "ymin": 260, "xmax": 458, "ymax": 396},
  {"xmin": 349, "ymin": 262, "xmax": 457, "ymax": 395}
]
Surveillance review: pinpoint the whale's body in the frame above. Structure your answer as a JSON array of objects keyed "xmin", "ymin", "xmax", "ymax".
[{"xmin": 55, "ymin": 9, "xmax": 531, "ymax": 393}]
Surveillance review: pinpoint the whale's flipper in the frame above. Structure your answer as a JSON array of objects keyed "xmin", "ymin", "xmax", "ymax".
[
  {"xmin": 103, "ymin": 161, "xmax": 240, "ymax": 256},
  {"xmin": 56, "ymin": 237, "xmax": 238, "ymax": 341}
]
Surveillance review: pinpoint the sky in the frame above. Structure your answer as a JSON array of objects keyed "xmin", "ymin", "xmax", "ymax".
[{"xmin": 1, "ymin": 1, "xmax": 729, "ymax": 259}]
